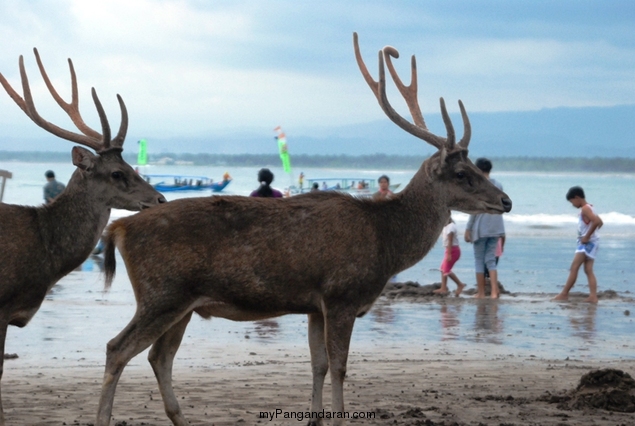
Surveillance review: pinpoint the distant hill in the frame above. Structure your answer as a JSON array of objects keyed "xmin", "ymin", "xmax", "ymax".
[
  {"xmin": 2, "ymin": 151, "xmax": 633, "ymax": 172},
  {"xmin": 1, "ymin": 105, "xmax": 633, "ymax": 158},
  {"xmin": 147, "ymin": 104, "xmax": 635, "ymax": 158}
]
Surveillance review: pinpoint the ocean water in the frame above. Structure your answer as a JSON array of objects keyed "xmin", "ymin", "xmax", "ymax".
[
  {"xmin": 2, "ymin": 160, "xmax": 634, "ymax": 364},
  {"xmin": 2, "ymin": 160, "xmax": 634, "ymax": 294}
]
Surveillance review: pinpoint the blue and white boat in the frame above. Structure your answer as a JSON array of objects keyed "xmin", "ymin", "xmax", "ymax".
[
  {"xmin": 141, "ymin": 174, "xmax": 232, "ymax": 193},
  {"xmin": 299, "ymin": 177, "xmax": 399, "ymax": 196}
]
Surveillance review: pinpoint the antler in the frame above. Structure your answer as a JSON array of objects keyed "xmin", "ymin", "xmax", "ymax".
[
  {"xmin": 0, "ymin": 48, "xmax": 128, "ymax": 152},
  {"xmin": 353, "ymin": 32, "xmax": 471, "ymax": 150}
]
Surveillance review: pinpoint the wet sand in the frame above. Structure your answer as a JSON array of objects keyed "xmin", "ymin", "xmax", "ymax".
[
  {"xmin": 4, "ymin": 352, "xmax": 635, "ymax": 425},
  {"xmin": 3, "ymin": 278, "xmax": 635, "ymax": 425}
]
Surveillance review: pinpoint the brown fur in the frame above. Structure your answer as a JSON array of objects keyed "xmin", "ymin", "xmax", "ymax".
[
  {"xmin": 0, "ymin": 50, "xmax": 165, "ymax": 425},
  {"xmin": 97, "ymin": 153, "xmax": 511, "ymax": 426},
  {"xmin": 94, "ymin": 37, "xmax": 512, "ymax": 426}
]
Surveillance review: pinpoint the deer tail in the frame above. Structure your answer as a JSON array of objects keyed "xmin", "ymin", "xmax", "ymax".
[{"xmin": 103, "ymin": 224, "xmax": 120, "ymax": 290}]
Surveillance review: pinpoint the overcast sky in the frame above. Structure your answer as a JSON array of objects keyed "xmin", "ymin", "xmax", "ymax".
[{"xmin": 0, "ymin": 0, "xmax": 633, "ymax": 144}]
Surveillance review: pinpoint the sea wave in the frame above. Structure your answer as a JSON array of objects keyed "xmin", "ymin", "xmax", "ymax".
[
  {"xmin": 453, "ymin": 211, "xmax": 635, "ymax": 226},
  {"xmin": 108, "ymin": 209, "xmax": 635, "ymax": 228}
]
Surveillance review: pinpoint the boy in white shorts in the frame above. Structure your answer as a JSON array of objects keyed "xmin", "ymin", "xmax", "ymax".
[{"xmin": 553, "ymin": 186, "xmax": 603, "ymax": 303}]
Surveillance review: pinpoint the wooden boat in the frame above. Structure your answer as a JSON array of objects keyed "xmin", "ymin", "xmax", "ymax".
[
  {"xmin": 142, "ymin": 174, "xmax": 231, "ymax": 193},
  {"xmin": 297, "ymin": 177, "xmax": 399, "ymax": 196}
]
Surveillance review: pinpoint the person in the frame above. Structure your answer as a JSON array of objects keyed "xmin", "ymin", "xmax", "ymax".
[
  {"xmin": 434, "ymin": 216, "xmax": 466, "ymax": 296},
  {"xmin": 464, "ymin": 158, "xmax": 505, "ymax": 299},
  {"xmin": 249, "ymin": 168, "xmax": 283, "ymax": 198},
  {"xmin": 553, "ymin": 186, "xmax": 603, "ymax": 303},
  {"xmin": 321, "ymin": 181, "xmax": 328, "ymax": 190},
  {"xmin": 373, "ymin": 174, "xmax": 393, "ymax": 200},
  {"xmin": 298, "ymin": 172, "xmax": 305, "ymax": 189},
  {"xmin": 43, "ymin": 170, "xmax": 65, "ymax": 204},
  {"xmin": 311, "ymin": 182, "xmax": 320, "ymax": 192}
]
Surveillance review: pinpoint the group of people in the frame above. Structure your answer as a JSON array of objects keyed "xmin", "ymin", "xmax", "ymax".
[
  {"xmin": 431, "ymin": 158, "xmax": 602, "ymax": 303},
  {"xmin": 46, "ymin": 164, "xmax": 603, "ymax": 303},
  {"xmin": 433, "ymin": 158, "xmax": 505, "ymax": 298}
]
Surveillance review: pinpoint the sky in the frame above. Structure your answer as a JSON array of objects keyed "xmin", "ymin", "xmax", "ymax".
[{"xmin": 0, "ymin": 0, "xmax": 634, "ymax": 146}]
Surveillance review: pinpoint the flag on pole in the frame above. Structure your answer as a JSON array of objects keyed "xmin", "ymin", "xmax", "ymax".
[
  {"xmin": 137, "ymin": 139, "xmax": 148, "ymax": 166},
  {"xmin": 274, "ymin": 126, "xmax": 291, "ymax": 173}
]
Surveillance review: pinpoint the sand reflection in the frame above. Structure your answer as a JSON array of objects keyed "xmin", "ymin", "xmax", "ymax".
[
  {"xmin": 251, "ymin": 319, "xmax": 281, "ymax": 340},
  {"xmin": 369, "ymin": 302, "xmax": 396, "ymax": 325},
  {"xmin": 439, "ymin": 303, "xmax": 462, "ymax": 341},
  {"xmin": 566, "ymin": 303, "xmax": 597, "ymax": 343}
]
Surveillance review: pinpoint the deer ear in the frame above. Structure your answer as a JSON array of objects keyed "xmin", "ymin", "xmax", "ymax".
[
  {"xmin": 71, "ymin": 146, "xmax": 97, "ymax": 171},
  {"xmin": 439, "ymin": 147, "xmax": 447, "ymax": 165},
  {"xmin": 431, "ymin": 147, "xmax": 448, "ymax": 175}
]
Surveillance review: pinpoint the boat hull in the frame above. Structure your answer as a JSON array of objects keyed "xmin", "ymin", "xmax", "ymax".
[{"xmin": 154, "ymin": 180, "xmax": 231, "ymax": 193}]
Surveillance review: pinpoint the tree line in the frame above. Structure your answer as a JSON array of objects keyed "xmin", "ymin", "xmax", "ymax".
[{"xmin": 1, "ymin": 151, "xmax": 634, "ymax": 172}]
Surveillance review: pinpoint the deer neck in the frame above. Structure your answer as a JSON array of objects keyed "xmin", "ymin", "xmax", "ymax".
[
  {"xmin": 38, "ymin": 170, "xmax": 110, "ymax": 276},
  {"xmin": 383, "ymin": 161, "xmax": 450, "ymax": 273}
]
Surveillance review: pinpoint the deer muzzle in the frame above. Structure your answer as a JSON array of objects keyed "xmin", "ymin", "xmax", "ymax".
[
  {"xmin": 501, "ymin": 196, "xmax": 512, "ymax": 213},
  {"xmin": 140, "ymin": 194, "xmax": 167, "ymax": 209}
]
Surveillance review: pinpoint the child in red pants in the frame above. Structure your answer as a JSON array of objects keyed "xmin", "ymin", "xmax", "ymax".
[{"xmin": 434, "ymin": 216, "xmax": 466, "ymax": 296}]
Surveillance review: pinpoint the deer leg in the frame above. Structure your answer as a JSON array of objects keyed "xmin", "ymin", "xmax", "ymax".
[
  {"xmin": 307, "ymin": 312, "xmax": 328, "ymax": 426},
  {"xmin": 96, "ymin": 306, "xmax": 192, "ymax": 426},
  {"xmin": 325, "ymin": 309, "xmax": 357, "ymax": 426},
  {"xmin": 0, "ymin": 322, "xmax": 7, "ymax": 426},
  {"xmin": 148, "ymin": 311, "xmax": 193, "ymax": 426}
]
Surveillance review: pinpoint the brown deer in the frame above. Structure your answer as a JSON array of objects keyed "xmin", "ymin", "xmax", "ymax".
[
  {"xmin": 95, "ymin": 33, "xmax": 512, "ymax": 426},
  {"xmin": 0, "ymin": 49, "xmax": 165, "ymax": 424}
]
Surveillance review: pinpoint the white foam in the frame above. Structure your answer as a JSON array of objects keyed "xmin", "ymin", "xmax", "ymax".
[{"xmin": 453, "ymin": 211, "xmax": 635, "ymax": 226}]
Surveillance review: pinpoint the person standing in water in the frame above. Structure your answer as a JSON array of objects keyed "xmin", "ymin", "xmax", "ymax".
[
  {"xmin": 434, "ymin": 215, "xmax": 466, "ymax": 296},
  {"xmin": 43, "ymin": 170, "xmax": 65, "ymax": 204},
  {"xmin": 553, "ymin": 186, "xmax": 603, "ymax": 303},
  {"xmin": 373, "ymin": 175, "xmax": 393, "ymax": 200},
  {"xmin": 464, "ymin": 158, "xmax": 505, "ymax": 299}
]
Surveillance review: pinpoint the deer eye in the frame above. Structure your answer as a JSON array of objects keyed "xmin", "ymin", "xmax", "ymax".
[
  {"xmin": 111, "ymin": 171, "xmax": 123, "ymax": 180},
  {"xmin": 456, "ymin": 171, "xmax": 466, "ymax": 179}
]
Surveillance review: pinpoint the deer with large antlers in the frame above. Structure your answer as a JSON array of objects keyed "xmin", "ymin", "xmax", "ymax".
[
  {"xmin": 0, "ymin": 49, "xmax": 165, "ymax": 424},
  {"xmin": 94, "ymin": 33, "xmax": 511, "ymax": 426}
]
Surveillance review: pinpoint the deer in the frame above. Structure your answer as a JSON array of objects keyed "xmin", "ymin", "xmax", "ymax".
[
  {"xmin": 94, "ymin": 33, "xmax": 512, "ymax": 426},
  {"xmin": 0, "ymin": 49, "xmax": 166, "ymax": 424}
]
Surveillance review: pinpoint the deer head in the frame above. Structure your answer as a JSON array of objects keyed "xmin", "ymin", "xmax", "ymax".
[
  {"xmin": 0, "ymin": 48, "xmax": 165, "ymax": 210},
  {"xmin": 353, "ymin": 33, "xmax": 511, "ymax": 215}
]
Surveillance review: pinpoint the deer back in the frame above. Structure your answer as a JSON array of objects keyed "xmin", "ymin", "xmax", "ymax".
[{"xmin": 104, "ymin": 192, "xmax": 420, "ymax": 316}]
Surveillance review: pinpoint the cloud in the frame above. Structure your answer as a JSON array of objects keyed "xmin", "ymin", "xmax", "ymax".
[{"xmin": 0, "ymin": 0, "xmax": 633, "ymax": 146}]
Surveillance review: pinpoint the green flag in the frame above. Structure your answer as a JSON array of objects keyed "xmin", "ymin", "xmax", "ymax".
[
  {"xmin": 277, "ymin": 135, "xmax": 291, "ymax": 173},
  {"xmin": 137, "ymin": 139, "xmax": 148, "ymax": 166},
  {"xmin": 274, "ymin": 126, "xmax": 291, "ymax": 174}
]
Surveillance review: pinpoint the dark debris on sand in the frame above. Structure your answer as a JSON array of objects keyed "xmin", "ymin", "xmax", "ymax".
[
  {"xmin": 382, "ymin": 280, "xmax": 509, "ymax": 300},
  {"xmin": 373, "ymin": 406, "xmax": 462, "ymax": 426},
  {"xmin": 539, "ymin": 368, "xmax": 635, "ymax": 413}
]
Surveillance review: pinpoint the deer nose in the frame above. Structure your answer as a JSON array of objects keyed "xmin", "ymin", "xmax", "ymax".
[
  {"xmin": 501, "ymin": 197, "xmax": 512, "ymax": 212},
  {"xmin": 157, "ymin": 195, "xmax": 167, "ymax": 204}
]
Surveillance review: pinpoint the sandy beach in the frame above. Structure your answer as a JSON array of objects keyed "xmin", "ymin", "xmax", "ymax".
[
  {"xmin": 4, "ymin": 350, "xmax": 635, "ymax": 425},
  {"xmin": 3, "ymin": 280, "xmax": 635, "ymax": 426}
]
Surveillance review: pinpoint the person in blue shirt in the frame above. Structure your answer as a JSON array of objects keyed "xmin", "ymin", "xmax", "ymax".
[
  {"xmin": 43, "ymin": 170, "xmax": 65, "ymax": 204},
  {"xmin": 464, "ymin": 158, "xmax": 506, "ymax": 299}
]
